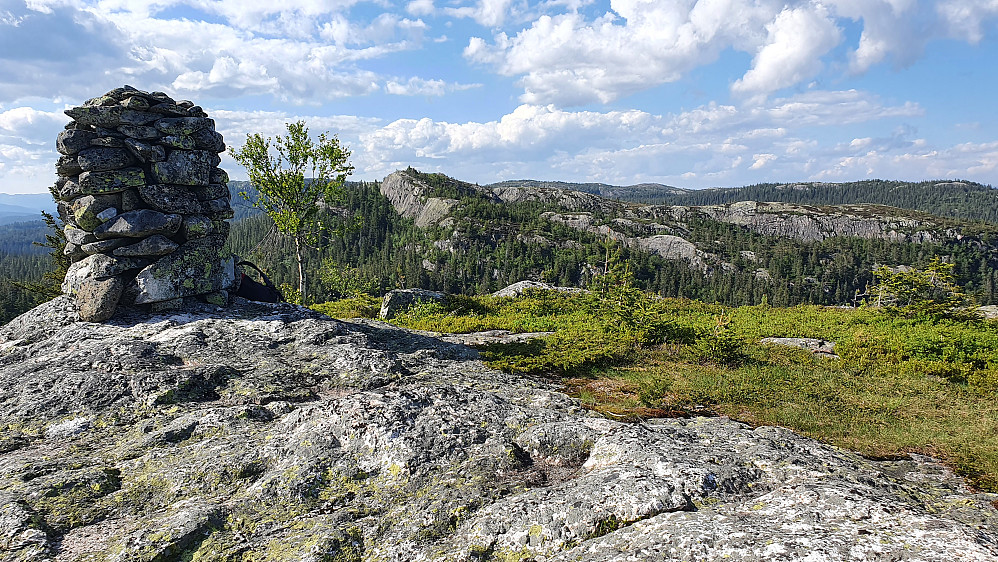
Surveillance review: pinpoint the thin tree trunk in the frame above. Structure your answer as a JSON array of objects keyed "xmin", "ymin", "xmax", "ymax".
[{"xmin": 295, "ymin": 236, "xmax": 306, "ymax": 305}]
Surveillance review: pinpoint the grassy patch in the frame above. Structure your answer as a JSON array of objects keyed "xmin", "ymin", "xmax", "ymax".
[{"xmin": 314, "ymin": 290, "xmax": 998, "ymax": 491}]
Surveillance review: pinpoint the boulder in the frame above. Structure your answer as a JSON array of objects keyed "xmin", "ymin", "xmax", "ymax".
[
  {"xmin": 77, "ymin": 168, "xmax": 146, "ymax": 195},
  {"xmin": 56, "ymin": 129, "xmax": 97, "ymax": 155},
  {"xmin": 761, "ymin": 337, "xmax": 839, "ymax": 358},
  {"xmin": 151, "ymin": 150, "xmax": 212, "ymax": 185},
  {"xmin": 132, "ymin": 237, "xmax": 235, "ymax": 304},
  {"xmin": 492, "ymin": 280, "xmax": 588, "ymax": 298},
  {"xmin": 137, "ymin": 183, "xmax": 203, "ymax": 214},
  {"xmin": 379, "ymin": 288, "xmax": 445, "ymax": 319},
  {"xmin": 61, "ymin": 254, "xmax": 146, "ymax": 295},
  {"xmin": 76, "ymin": 276, "xmax": 124, "ymax": 322},
  {"xmin": 92, "ymin": 209, "xmax": 182, "ymax": 239},
  {"xmin": 77, "ymin": 147, "xmax": 134, "ymax": 172},
  {"xmin": 112, "ymin": 234, "xmax": 179, "ymax": 258}
]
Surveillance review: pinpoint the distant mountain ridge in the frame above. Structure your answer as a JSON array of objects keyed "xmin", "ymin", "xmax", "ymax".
[
  {"xmin": 0, "ymin": 193, "xmax": 57, "ymax": 225},
  {"xmin": 488, "ymin": 179, "xmax": 690, "ymax": 201},
  {"xmin": 494, "ymin": 178, "xmax": 998, "ymax": 224}
]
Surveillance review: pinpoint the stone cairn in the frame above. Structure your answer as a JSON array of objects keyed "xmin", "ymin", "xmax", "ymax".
[{"xmin": 54, "ymin": 85, "xmax": 236, "ymax": 322}]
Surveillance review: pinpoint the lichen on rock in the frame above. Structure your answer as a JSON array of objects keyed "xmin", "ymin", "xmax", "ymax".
[{"xmin": 0, "ymin": 298, "xmax": 995, "ymax": 561}]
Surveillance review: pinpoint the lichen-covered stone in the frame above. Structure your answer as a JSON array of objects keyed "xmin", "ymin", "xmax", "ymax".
[
  {"xmin": 133, "ymin": 236, "xmax": 235, "ymax": 304},
  {"xmin": 119, "ymin": 125, "xmax": 160, "ymax": 141},
  {"xmin": 77, "ymin": 148, "xmax": 134, "ymax": 172},
  {"xmin": 192, "ymin": 128, "xmax": 225, "ymax": 152},
  {"xmin": 137, "ymin": 183, "xmax": 203, "ymax": 214},
  {"xmin": 64, "ymin": 105, "xmax": 125, "ymax": 127},
  {"xmin": 209, "ymin": 168, "xmax": 229, "ymax": 185},
  {"xmin": 81, "ymin": 238, "xmax": 129, "ymax": 255},
  {"xmin": 160, "ymin": 134, "xmax": 196, "ymax": 150},
  {"xmin": 154, "ymin": 117, "xmax": 213, "ymax": 135},
  {"xmin": 56, "ymin": 155, "xmax": 82, "ymax": 176},
  {"xmin": 70, "ymin": 194, "xmax": 120, "ymax": 231},
  {"xmin": 123, "ymin": 138, "xmax": 166, "ymax": 163},
  {"xmin": 113, "ymin": 234, "xmax": 179, "ymax": 258},
  {"xmin": 192, "ymin": 183, "xmax": 229, "ymax": 202},
  {"xmin": 56, "ymin": 129, "xmax": 97, "ymax": 155},
  {"xmin": 92, "ymin": 209, "xmax": 182, "ymax": 240},
  {"xmin": 151, "ymin": 150, "xmax": 211, "ymax": 185},
  {"xmin": 0, "ymin": 300, "xmax": 995, "ymax": 562},
  {"xmin": 63, "ymin": 225, "xmax": 96, "ymax": 246},
  {"xmin": 202, "ymin": 196, "xmax": 234, "ymax": 218},
  {"xmin": 61, "ymin": 254, "xmax": 147, "ymax": 295},
  {"xmin": 90, "ymin": 136, "xmax": 125, "ymax": 148},
  {"xmin": 78, "ymin": 168, "xmax": 146, "ymax": 195},
  {"xmin": 76, "ymin": 276, "xmax": 124, "ymax": 322},
  {"xmin": 379, "ymin": 288, "xmax": 445, "ymax": 319},
  {"xmin": 179, "ymin": 215, "xmax": 213, "ymax": 239},
  {"xmin": 120, "ymin": 189, "xmax": 143, "ymax": 212}
]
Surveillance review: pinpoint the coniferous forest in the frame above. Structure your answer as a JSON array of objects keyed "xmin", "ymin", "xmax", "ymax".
[{"xmin": 2, "ymin": 174, "xmax": 997, "ymax": 322}]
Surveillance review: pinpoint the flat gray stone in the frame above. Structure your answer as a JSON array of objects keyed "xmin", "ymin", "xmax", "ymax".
[
  {"xmin": 56, "ymin": 155, "xmax": 82, "ymax": 176},
  {"xmin": 77, "ymin": 147, "xmax": 133, "ymax": 172},
  {"xmin": 113, "ymin": 235, "xmax": 179, "ymax": 258},
  {"xmin": 77, "ymin": 168, "xmax": 145, "ymax": 195},
  {"xmin": 151, "ymin": 150, "xmax": 211, "ymax": 185},
  {"xmin": 64, "ymin": 105, "xmax": 125, "ymax": 127},
  {"xmin": 154, "ymin": 117, "xmax": 213, "ymax": 135},
  {"xmin": 179, "ymin": 215, "xmax": 213, "ymax": 239},
  {"xmin": 118, "ymin": 125, "xmax": 160, "ymax": 140},
  {"xmin": 56, "ymin": 130, "xmax": 97, "ymax": 155},
  {"xmin": 124, "ymin": 138, "xmax": 166, "ymax": 163},
  {"xmin": 81, "ymin": 238, "xmax": 129, "ymax": 255},
  {"xmin": 137, "ymin": 183, "xmax": 203, "ymax": 214},
  {"xmin": 63, "ymin": 225, "xmax": 96, "ymax": 246},
  {"xmin": 92, "ymin": 209, "xmax": 182, "ymax": 240}
]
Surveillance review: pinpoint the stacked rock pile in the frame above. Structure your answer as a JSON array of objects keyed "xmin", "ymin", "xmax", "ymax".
[{"xmin": 54, "ymin": 85, "xmax": 237, "ymax": 322}]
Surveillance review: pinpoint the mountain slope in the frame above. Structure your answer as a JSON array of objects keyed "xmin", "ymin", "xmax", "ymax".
[{"xmin": 368, "ymin": 169, "xmax": 998, "ymax": 306}]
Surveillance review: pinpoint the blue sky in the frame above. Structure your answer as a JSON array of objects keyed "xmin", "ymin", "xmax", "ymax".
[{"xmin": 1, "ymin": 0, "xmax": 997, "ymax": 194}]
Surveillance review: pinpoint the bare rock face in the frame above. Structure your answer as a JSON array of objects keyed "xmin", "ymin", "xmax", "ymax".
[
  {"xmin": 53, "ymin": 86, "xmax": 236, "ymax": 321},
  {"xmin": 0, "ymin": 298, "xmax": 996, "ymax": 562}
]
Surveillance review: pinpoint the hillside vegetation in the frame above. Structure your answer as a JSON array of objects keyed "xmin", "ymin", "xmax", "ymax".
[{"xmin": 316, "ymin": 286, "xmax": 998, "ymax": 492}]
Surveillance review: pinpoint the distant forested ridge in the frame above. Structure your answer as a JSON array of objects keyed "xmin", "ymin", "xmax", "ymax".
[
  {"xmin": 518, "ymin": 178, "xmax": 998, "ymax": 224},
  {"xmin": 3, "ymin": 172, "xmax": 998, "ymax": 323}
]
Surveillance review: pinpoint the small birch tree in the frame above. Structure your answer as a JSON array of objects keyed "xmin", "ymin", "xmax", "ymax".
[{"xmin": 230, "ymin": 121, "xmax": 353, "ymax": 305}]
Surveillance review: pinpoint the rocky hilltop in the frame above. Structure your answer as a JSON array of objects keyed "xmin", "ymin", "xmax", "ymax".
[
  {"xmin": 378, "ymin": 169, "xmax": 992, "ymax": 275},
  {"xmin": 2, "ymin": 299, "xmax": 997, "ymax": 561}
]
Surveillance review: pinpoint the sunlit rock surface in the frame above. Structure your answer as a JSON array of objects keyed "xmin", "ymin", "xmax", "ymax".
[{"xmin": 1, "ymin": 297, "xmax": 996, "ymax": 561}]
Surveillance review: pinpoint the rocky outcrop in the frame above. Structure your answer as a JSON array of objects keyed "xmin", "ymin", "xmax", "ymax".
[
  {"xmin": 663, "ymin": 201, "xmax": 947, "ymax": 243},
  {"xmin": 761, "ymin": 337, "xmax": 839, "ymax": 358},
  {"xmin": 379, "ymin": 288, "xmax": 445, "ymax": 319},
  {"xmin": 491, "ymin": 280, "xmax": 587, "ymax": 298},
  {"xmin": 380, "ymin": 170, "xmax": 461, "ymax": 228},
  {"xmin": 53, "ymin": 86, "xmax": 235, "ymax": 321},
  {"xmin": 1, "ymin": 298, "xmax": 996, "ymax": 561}
]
